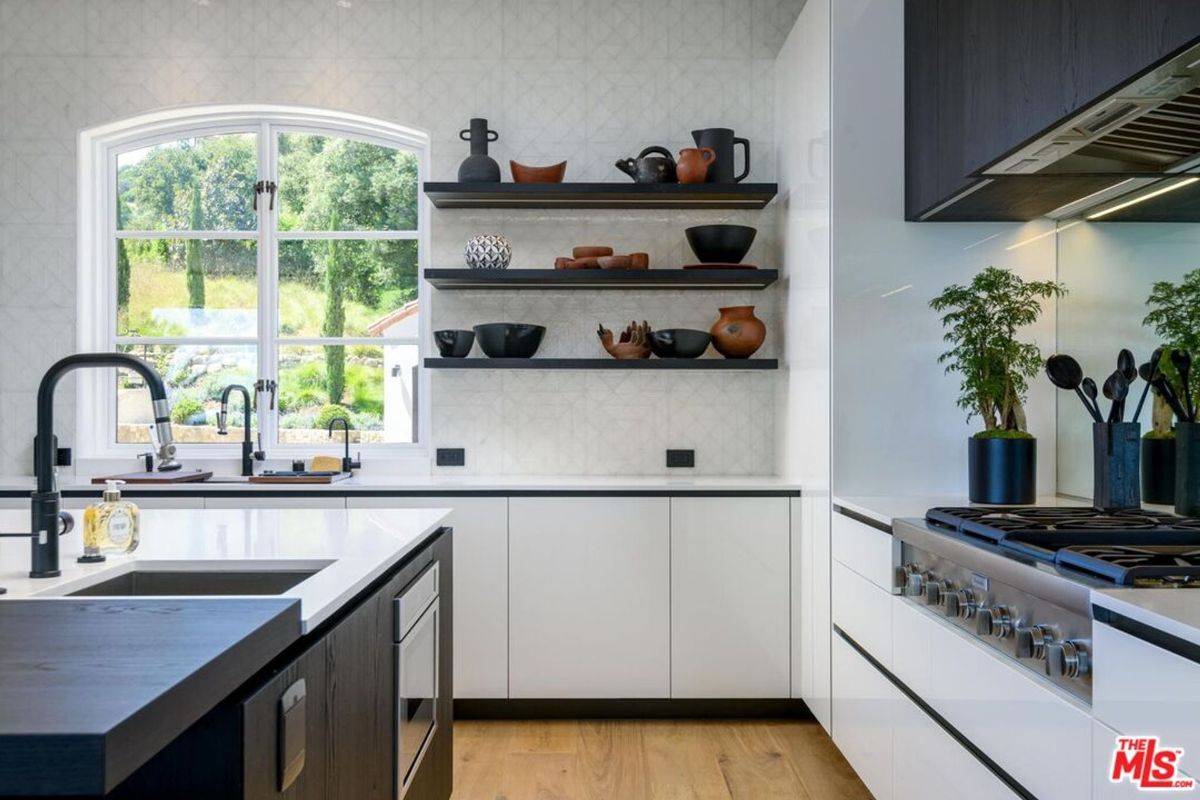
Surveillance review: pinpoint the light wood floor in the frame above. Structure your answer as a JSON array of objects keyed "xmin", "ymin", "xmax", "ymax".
[{"xmin": 452, "ymin": 719, "xmax": 871, "ymax": 800}]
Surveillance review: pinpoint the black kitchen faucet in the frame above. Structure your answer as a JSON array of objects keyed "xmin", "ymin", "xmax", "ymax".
[
  {"xmin": 327, "ymin": 417, "xmax": 361, "ymax": 473},
  {"xmin": 4, "ymin": 354, "xmax": 179, "ymax": 581},
  {"xmin": 217, "ymin": 384, "xmax": 265, "ymax": 477}
]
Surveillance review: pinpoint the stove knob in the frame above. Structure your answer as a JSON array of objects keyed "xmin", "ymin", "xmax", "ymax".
[
  {"xmin": 946, "ymin": 588, "xmax": 975, "ymax": 619},
  {"xmin": 1046, "ymin": 640, "xmax": 1090, "ymax": 679},
  {"xmin": 1014, "ymin": 624, "xmax": 1054, "ymax": 660},
  {"xmin": 905, "ymin": 570, "xmax": 926, "ymax": 598},
  {"xmin": 924, "ymin": 580, "xmax": 947, "ymax": 606},
  {"xmin": 978, "ymin": 605, "xmax": 1012, "ymax": 638}
]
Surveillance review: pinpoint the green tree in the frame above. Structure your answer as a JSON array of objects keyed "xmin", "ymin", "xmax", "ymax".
[
  {"xmin": 322, "ymin": 209, "xmax": 346, "ymax": 405},
  {"xmin": 930, "ymin": 267, "xmax": 1065, "ymax": 434},
  {"xmin": 185, "ymin": 182, "xmax": 205, "ymax": 308},
  {"xmin": 1144, "ymin": 268, "xmax": 1200, "ymax": 419}
]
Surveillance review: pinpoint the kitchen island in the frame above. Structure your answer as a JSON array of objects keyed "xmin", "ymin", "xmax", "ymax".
[{"xmin": 0, "ymin": 507, "xmax": 453, "ymax": 799}]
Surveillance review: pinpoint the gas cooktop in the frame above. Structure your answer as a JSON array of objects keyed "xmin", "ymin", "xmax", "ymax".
[{"xmin": 925, "ymin": 506, "xmax": 1200, "ymax": 586}]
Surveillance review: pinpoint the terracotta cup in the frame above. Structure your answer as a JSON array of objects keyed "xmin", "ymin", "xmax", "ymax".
[
  {"xmin": 710, "ymin": 305, "xmax": 766, "ymax": 359},
  {"xmin": 629, "ymin": 252, "xmax": 650, "ymax": 269},
  {"xmin": 677, "ymin": 147, "xmax": 717, "ymax": 184}
]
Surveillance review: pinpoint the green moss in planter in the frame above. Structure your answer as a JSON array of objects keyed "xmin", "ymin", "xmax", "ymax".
[
  {"xmin": 973, "ymin": 429, "xmax": 1035, "ymax": 440},
  {"xmin": 1145, "ymin": 429, "xmax": 1177, "ymax": 440}
]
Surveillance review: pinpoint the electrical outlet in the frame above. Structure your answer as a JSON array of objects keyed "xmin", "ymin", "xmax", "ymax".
[
  {"xmin": 666, "ymin": 449, "xmax": 695, "ymax": 468},
  {"xmin": 436, "ymin": 448, "xmax": 466, "ymax": 467}
]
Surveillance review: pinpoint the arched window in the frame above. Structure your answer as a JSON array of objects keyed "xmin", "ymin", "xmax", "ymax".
[{"xmin": 78, "ymin": 106, "xmax": 429, "ymax": 460}]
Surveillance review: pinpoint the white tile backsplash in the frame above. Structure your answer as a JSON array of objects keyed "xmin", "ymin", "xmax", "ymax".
[{"xmin": 0, "ymin": 0, "xmax": 802, "ymax": 476}]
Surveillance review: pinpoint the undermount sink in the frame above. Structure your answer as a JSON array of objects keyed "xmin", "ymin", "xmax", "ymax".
[{"xmin": 63, "ymin": 567, "xmax": 326, "ymax": 597}]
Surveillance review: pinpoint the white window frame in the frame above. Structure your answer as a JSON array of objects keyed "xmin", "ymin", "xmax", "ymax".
[{"xmin": 77, "ymin": 105, "xmax": 432, "ymax": 465}]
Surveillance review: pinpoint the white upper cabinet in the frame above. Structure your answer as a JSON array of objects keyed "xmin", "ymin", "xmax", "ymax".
[
  {"xmin": 670, "ymin": 496, "xmax": 790, "ymax": 698},
  {"xmin": 508, "ymin": 496, "xmax": 670, "ymax": 699}
]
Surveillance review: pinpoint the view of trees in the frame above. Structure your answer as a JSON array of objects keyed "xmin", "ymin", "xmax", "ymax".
[{"xmin": 114, "ymin": 131, "xmax": 420, "ymax": 443}]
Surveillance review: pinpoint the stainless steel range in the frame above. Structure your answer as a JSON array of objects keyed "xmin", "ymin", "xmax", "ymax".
[{"xmin": 894, "ymin": 506, "xmax": 1200, "ymax": 704}]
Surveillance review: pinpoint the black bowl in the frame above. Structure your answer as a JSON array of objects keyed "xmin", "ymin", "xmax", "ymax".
[
  {"xmin": 685, "ymin": 224, "xmax": 757, "ymax": 264},
  {"xmin": 473, "ymin": 323, "xmax": 546, "ymax": 358},
  {"xmin": 649, "ymin": 329, "xmax": 712, "ymax": 359},
  {"xmin": 434, "ymin": 329, "xmax": 475, "ymax": 358}
]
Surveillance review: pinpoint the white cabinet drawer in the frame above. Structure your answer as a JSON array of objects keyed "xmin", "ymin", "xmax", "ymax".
[
  {"xmin": 832, "ymin": 633, "xmax": 895, "ymax": 800},
  {"xmin": 508, "ymin": 497, "xmax": 670, "ymax": 698},
  {"xmin": 670, "ymin": 497, "xmax": 790, "ymax": 698},
  {"xmin": 61, "ymin": 495, "xmax": 205, "ymax": 510},
  {"xmin": 832, "ymin": 510, "xmax": 897, "ymax": 591},
  {"xmin": 922, "ymin": 609, "xmax": 1092, "ymax": 800},
  {"xmin": 893, "ymin": 687, "xmax": 1019, "ymax": 800},
  {"xmin": 833, "ymin": 560, "xmax": 893, "ymax": 669},
  {"xmin": 1094, "ymin": 622, "xmax": 1200, "ymax": 763}
]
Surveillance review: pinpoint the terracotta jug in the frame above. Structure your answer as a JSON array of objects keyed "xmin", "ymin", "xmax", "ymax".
[
  {"xmin": 710, "ymin": 305, "xmax": 765, "ymax": 359},
  {"xmin": 676, "ymin": 147, "xmax": 716, "ymax": 184}
]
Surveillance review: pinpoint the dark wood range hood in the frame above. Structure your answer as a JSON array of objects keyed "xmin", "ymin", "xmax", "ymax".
[{"xmin": 906, "ymin": 1, "xmax": 1200, "ymax": 222}]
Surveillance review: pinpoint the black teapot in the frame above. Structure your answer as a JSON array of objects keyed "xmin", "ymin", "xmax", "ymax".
[{"xmin": 615, "ymin": 146, "xmax": 677, "ymax": 184}]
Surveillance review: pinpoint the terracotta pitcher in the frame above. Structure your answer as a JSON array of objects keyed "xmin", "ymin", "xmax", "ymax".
[
  {"xmin": 676, "ymin": 147, "xmax": 716, "ymax": 184},
  {"xmin": 710, "ymin": 305, "xmax": 765, "ymax": 359}
]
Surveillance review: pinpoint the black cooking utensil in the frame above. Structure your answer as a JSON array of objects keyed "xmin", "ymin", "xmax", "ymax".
[
  {"xmin": 1107, "ymin": 370, "xmax": 1129, "ymax": 423},
  {"xmin": 1117, "ymin": 349, "xmax": 1137, "ymax": 421},
  {"xmin": 1082, "ymin": 377, "xmax": 1101, "ymax": 420},
  {"xmin": 1172, "ymin": 348, "xmax": 1195, "ymax": 422},
  {"xmin": 1150, "ymin": 372, "xmax": 1189, "ymax": 422},
  {"xmin": 1132, "ymin": 362, "xmax": 1155, "ymax": 422},
  {"xmin": 1045, "ymin": 354, "xmax": 1103, "ymax": 423}
]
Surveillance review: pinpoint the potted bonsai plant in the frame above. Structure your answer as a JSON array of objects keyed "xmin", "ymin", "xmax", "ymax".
[
  {"xmin": 931, "ymin": 266, "xmax": 1065, "ymax": 504},
  {"xmin": 1143, "ymin": 268, "xmax": 1200, "ymax": 506}
]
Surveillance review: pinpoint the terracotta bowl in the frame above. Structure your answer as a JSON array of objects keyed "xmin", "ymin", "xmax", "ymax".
[
  {"xmin": 597, "ymin": 255, "xmax": 633, "ymax": 269},
  {"xmin": 629, "ymin": 252, "xmax": 650, "ymax": 269},
  {"xmin": 572, "ymin": 245, "xmax": 613, "ymax": 259},
  {"xmin": 511, "ymin": 160, "xmax": 567, "ymax": 183}
]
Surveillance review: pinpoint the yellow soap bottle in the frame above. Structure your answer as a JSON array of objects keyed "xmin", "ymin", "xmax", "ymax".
[{"xmin": 81, "ymin": 480, "xmax": 140, "ymax": 560}]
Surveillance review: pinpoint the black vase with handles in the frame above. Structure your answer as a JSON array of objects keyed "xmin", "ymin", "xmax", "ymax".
[
  {"xmin": 1141, "ymin": 434, "xmax": 1176, "ymax": 506},
  {"xmin": 458, "ymin": 118, "xmax": 500, "ymax": 183},
  {"xmin": 691, "ymin": 128, "xmax": 750, "ymax": 183},
  {"xmin": 967, "ymin": 436, "xmax": 1036, "ymax": 504}
]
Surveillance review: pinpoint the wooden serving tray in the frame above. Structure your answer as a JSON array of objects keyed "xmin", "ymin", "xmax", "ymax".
[{"xmin": 92, "ymin": 470, "xmax": 213, "ymax": 485}]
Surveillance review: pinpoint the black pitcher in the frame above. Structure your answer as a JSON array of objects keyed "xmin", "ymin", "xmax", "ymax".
[
  {"xmin": 458, "ymin": 118, "xmax": 500, "ymax": 182},
  {"xmin": 691, "ymin": 128, "xmax": 750, "ymax": 183},
  {"xmin": 1176, "ymin": 422, "xmax": 1200, "ymax": 515}
]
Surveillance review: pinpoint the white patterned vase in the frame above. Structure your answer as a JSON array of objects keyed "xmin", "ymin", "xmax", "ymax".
[{"xmin": 464, "ymin": 234, "xmax": 512, "ymax": 270}]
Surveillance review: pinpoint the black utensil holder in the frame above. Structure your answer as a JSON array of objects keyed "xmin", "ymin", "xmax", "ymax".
[
  {"xmin": 1093, "ymin": 422, "xmax": 1141, "ymax": 510},
  {"xmin": 1175, "ymin": 422, "xmax": 1200, "ymax": 516},
  {"xmin": 1141, "ymin": 435, "xmax": 1176, "ymax": 506}
]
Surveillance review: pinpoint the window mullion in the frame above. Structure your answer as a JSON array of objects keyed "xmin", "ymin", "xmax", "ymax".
[{"xmin": 259, "ymin": 120, "xmax": 278, "ymax": 449}]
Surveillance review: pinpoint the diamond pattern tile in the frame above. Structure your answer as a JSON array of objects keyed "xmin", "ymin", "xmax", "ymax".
[{"xmin": 0, "ymin": 0, "xmax": 793, "ymax": 475}]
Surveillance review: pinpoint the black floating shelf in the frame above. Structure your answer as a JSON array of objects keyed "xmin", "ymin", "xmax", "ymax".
[
  {"xmin": 425, "ymin": 358, "xmax": 778, "ymax": 371},
  {"xmin": 423, "ymin": 182, "xmax": 778, "ymax": 210},
  {"xmin": 424, "ymin": 268, "xmax": 778, "ymax": 290}
]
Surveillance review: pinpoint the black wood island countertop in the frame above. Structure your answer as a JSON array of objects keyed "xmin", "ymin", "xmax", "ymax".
[{"xmin": 0, "ymin": 598, "xmax": 300, "ymax": 796}]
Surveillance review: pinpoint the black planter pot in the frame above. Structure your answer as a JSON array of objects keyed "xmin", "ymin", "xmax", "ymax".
[
  {"xmin": 967, "ymin": 436, "xmax": 1036, "ymax": 505},
  {"xmin": 1141, "ymin": 435, "xmax": 1176, "ymax": 506},
  {"xmin": 1175, "ymin": 423, "xmax": 1200, "ymax": 516},
  {"xmin": 1093, "ymin": 422, "xmax": 1141, "ymax": 511}
]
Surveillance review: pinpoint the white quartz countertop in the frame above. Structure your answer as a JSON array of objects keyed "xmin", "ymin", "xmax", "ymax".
[
  {"xmin": 1092, "ymin": 589, "xmax": 1200, "ymax": 648},
  {"xmin": 833, "ymin": 494, "xmax": 1082, "ymax": 527},
  {"xmin": 0, "ymin": 507, "xmax": 450, "ymax": 633},
  {"xmin": 0, "ymin": 474, "xmax": 802, "ymax": 494}
]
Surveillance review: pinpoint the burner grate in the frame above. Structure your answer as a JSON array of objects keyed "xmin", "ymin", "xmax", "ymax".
[{"xmin": 925, "ymin": 506, "xmax": 1200, "ymax": 583}]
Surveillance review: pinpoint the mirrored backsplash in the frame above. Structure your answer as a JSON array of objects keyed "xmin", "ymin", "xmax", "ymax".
[{"xmin": 1055, "ymin": 222, "xmax": 1200, "ymax": 499}]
